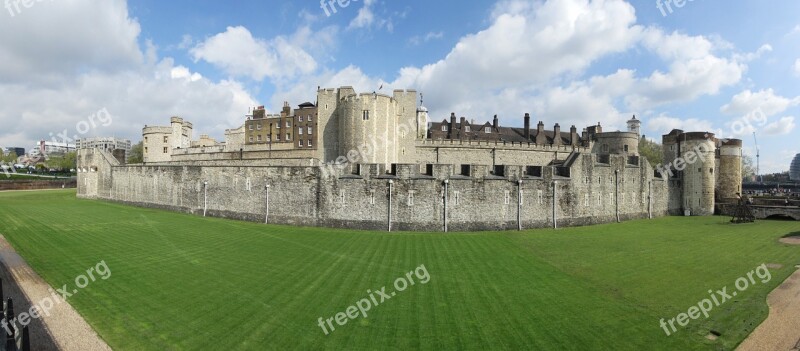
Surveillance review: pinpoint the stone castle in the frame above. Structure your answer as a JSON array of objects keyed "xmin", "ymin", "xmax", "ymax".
[{"xmin": 76, "ymin": 87, "xmax": 743, "ymax": 231}]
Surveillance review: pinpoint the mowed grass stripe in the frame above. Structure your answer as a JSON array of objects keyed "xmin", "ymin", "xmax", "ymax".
[{"xmin": 0, "ymin": 190, "xmax": 798, "ymax": 350}]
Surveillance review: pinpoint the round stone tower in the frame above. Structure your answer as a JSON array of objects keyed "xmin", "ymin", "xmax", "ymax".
[
  {"xmin": 593, "ymin": 131, "xmax": 639, "ymax": 155},
  {"xmin": 680, "ymin": 132, "xmax": 716, "ymax": 216},
  {"xmin": 338, "ymin": 92, "xmax": 398, "ymax": 166},
  {"xmin": 716, "ymin": 139, "xmax": 743, "ymax": 200}
]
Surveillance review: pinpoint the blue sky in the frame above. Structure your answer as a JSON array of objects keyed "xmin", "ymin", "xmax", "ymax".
[{"xmin": 1, "ymin": 0, "xmax": 799, "ymax": 173}]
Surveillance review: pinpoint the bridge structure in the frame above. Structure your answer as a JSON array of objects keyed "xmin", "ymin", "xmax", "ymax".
[
  {"xmin": 718, "ymin": 203, "xmax": 800, "ymax": 221},
  {"xmin": 749, "ymin": 205, "xmax": 800, "ymax": 220}
]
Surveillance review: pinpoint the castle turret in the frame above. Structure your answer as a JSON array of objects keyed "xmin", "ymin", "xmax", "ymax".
[
  {"xmin": 716, "ymin": 139, "xmax": 743, "ymax": 200},
  {"xmin": 416, "ymin": 95, "xmax": 429, "ymax": 139},
  {"xmin": 627, "ymin": 115, "xmax": 641, "ymax": 136},
  {"xmin": 679, "ymin": 132, "xmax": 716, "ymax": 216}
]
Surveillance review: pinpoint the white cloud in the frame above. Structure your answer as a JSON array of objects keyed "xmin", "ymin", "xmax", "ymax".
[
  {"xmin": 347, "ymin": 0, "xmax": 393, "ymax": 32},
  {"xmin": 721, "ymin": 89, "xmax": 800, "ymax": 117},
  {"xmin": 408, "ymin": 32, "xmax": 444, "ymax": 46},
  {"xmin": 0, "ymin": 0, "xmax": 258, "ymax": 149},
  {"xmin": 191, "ymin": 26, "xmax": 317, "ymax": 81},
  {"xmin": 794, "ymin": 59, "xmax": 800, "ymax": 77},
  {"xmin": 0, "ymin": 0, "xmax": 143, "ymax": 84},
  {"xmin": 762, "ymin": 116, "xmax": 796, "ymax": 136}
]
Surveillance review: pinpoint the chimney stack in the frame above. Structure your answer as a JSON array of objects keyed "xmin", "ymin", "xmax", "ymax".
[
  {"xmin": 493, "ymin": 115, "xmax": 499, "ymax": 129},
  {"xmin": 524, "ymin": 113, "xmax": 531, "ymax": 140},
  {"xmin": 570, "ymin": 125, "xmax": 578, "ymax": 146},
  {"xmin": 535, "ymin": 121, "xmax": 547, "ymax": 144},
  {"xmin": 553, "ymin": 124, "xmax": 562, "ymax": 146},
  {"xmin": 450, "ymin": 113, "xmax": 457, "ymax": 135}
]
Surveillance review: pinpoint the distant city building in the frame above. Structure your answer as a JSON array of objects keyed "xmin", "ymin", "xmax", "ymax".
[
  {"xmin": 2, "ymin": 147, "xmax": 25, "ymax": 157},
  {"xmin": 36, "ymin": 140, "xmax": 75, "ymax": 155},
  {"xmin": 791, "ymin": 154, "xmax": 800, "ymax": 181},
  {"xmin": 76, "ymin": 137, "xmax": 132, "ymax": 155}
]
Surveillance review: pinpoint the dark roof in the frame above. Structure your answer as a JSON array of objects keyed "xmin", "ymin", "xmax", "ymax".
[
  {"xmin": 298, "ymin": 102, "xmax": 316, "ymax": 108},
  {"xmin": 430, "ymin": 121, "xmax": 575, "ymax": 144}
]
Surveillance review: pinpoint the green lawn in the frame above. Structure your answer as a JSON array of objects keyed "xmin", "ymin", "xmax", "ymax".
[{"xmin": 0, "ymin": 190, "xmax": 798, "ymax": 350}]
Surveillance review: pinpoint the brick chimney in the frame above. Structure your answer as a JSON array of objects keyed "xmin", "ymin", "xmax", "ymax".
[
  {"xmin": 553, "ymin": 123, "xmax": 562, "ymax": 146},
  {"xmin": 524, "ymin": 113, "xmax": 531, "ymax": 140},
  {"xmin": 581, "ymin": 128, "xmax": 589, "ymax": 146},
  {"xmin": 570, "ymin": 125, "xmax": 578, "ymax": 146},
  {"xmin": 493, "ymin": 115, "xmax": 499, "ymax": 129},
  {"xmin": 460, "ymin": 117, "xmax": 467, "ymax": 139},
  {"xmin": 450, "ymin": 113, "xmax": 457, "ymax": 136},
  {"xmin": 535, "ymin": 121, "xmax": 547, "ymax": 144}
]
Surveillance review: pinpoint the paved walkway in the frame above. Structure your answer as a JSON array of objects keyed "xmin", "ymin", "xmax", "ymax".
[
  {"xmin": 0, "ymin": 235, "xmax": 112, "ymax": 351},
  {"xmin": 737, "ymin": 268, "xmax": 800, "ymax": 351}
]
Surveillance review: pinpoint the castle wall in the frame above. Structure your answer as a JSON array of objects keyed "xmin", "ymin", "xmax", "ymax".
[{"xmin": 77, "ymin": 149, "xmax": 670, "ymax": 232}]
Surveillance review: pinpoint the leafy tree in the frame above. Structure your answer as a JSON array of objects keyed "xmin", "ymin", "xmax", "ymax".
[
  {"xmin": 128, "ymin": 141, "xmax": 143, "ymax": 164},
  {"xmin": 0, "ymin": 150, "xmax": 19, "ymax": 163},
  {"xmin": 638, "ymin": 136, "xmax": 663, "ymax": 167}
]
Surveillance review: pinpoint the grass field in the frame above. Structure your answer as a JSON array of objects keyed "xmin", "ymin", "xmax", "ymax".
[{"xmin": 0, "ymin": 190, "xmax": 798, "ymax": 350}]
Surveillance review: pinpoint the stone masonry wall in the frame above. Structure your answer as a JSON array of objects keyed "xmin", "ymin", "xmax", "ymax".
[{"xmin": 78, "ymin": 149, "xmax": 670, "ymax": 232}]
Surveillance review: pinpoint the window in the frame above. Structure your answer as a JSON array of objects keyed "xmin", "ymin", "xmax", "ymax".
[
  {"xmin": 163, "ymin": 147, "xmax": 168, "ymax": 153},
  {"xmin": 308, "ymin": 127, "xmax": 312, "ymax": 134},
  {"xmin": 370, "ymin": 190, "xmax": 375, "ymax": 205},
  {"xmin": 257, "ymin": 124, "xmax": 262, "ymax": 130},
  {"xmin": 286, "ymin": 121, "xmax": 291, "ymax": 128},
  {"xmin": 585, "ymin": 193, "xmax": 589, "ymax": 207},
  {"xmin": 249, "ymin": 125, "xmax": 253, "ymax": 130},
  {"xmin": 144, "ymin": 147, "xmax": 148, "ymax": 153},
  {"xmin": 144, "ymin": 137, "xmax": 148, "ymax": 142},
  {"xmin": 308, "ymin": 115, "xmax": 313, "ymax": 122},
  {"xmin": 163, "ymin": 136, "xmax": 168, "ymax": 143},
  {"xmin": 597, "ymin": 194, "xmax": 601, "ymax": 205},
  {"xmin": 249, "ymin": 137, "xmax": 253, "ymax": 142},
  {"xmin": 276, "ymin": 135, "xmax": 281, "ymax": 141},
  {"xmin": 340, "ymin": 190, "xmax": 346, "ymax": 204},
  {"xmin": 307, "ymin": 140, "xmax": 312, "ymax": 147},
  {"xmin": 298, "ymin": 128, "xmax": 303, "ymax": 135},
  {"xmin": 624, "ymin": 145, "xmax": 629, "ymax": 152},
  {"xmin": 286, "ymin": 133, "xmax": 291, "ymax": 140},
  {"xmin": 408, "ymin": 191, "xmax": 415, "ymax": 206},
  {"xmin": 267, "ymin": 135, "xmax": 271, "ymax": 142},
  {"xmin": 485, "ymin": 127, "xmax": 491, "ymax": 134},
  {"xmin": 363, "ymin": 110, "xmax": 370, "ymax": 120},
  {"xmin": 276, "ymin": 123, "xmax": 280, "ymax": 129},
  {"xmin": 441, "ymin": 125, "xmax": 447, "ymax": 131},
  {"xmin": 505, "ymin": 191, "xmax": 510, "ymax": 205},
  {"xmin": 298, "ymin": 140, "xmax": 303, "ymax": 147},
  {"xmin": 257, "ymin": 135, "xmax": 262, "ymax": 142},
  {"xmin": 465, "ymin": 126, "xmax": 471, "ymax": 132},
  {"xmin": 299, "ymin": 116, "xmax": 304, "ymax": 122},
  {"xmin": 537, "ymin": 190, "xmax": 543, "ymax": 205},
  {"xmin": 454, "ymin": 191, "xmax": 460, "ymax": 205}
]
